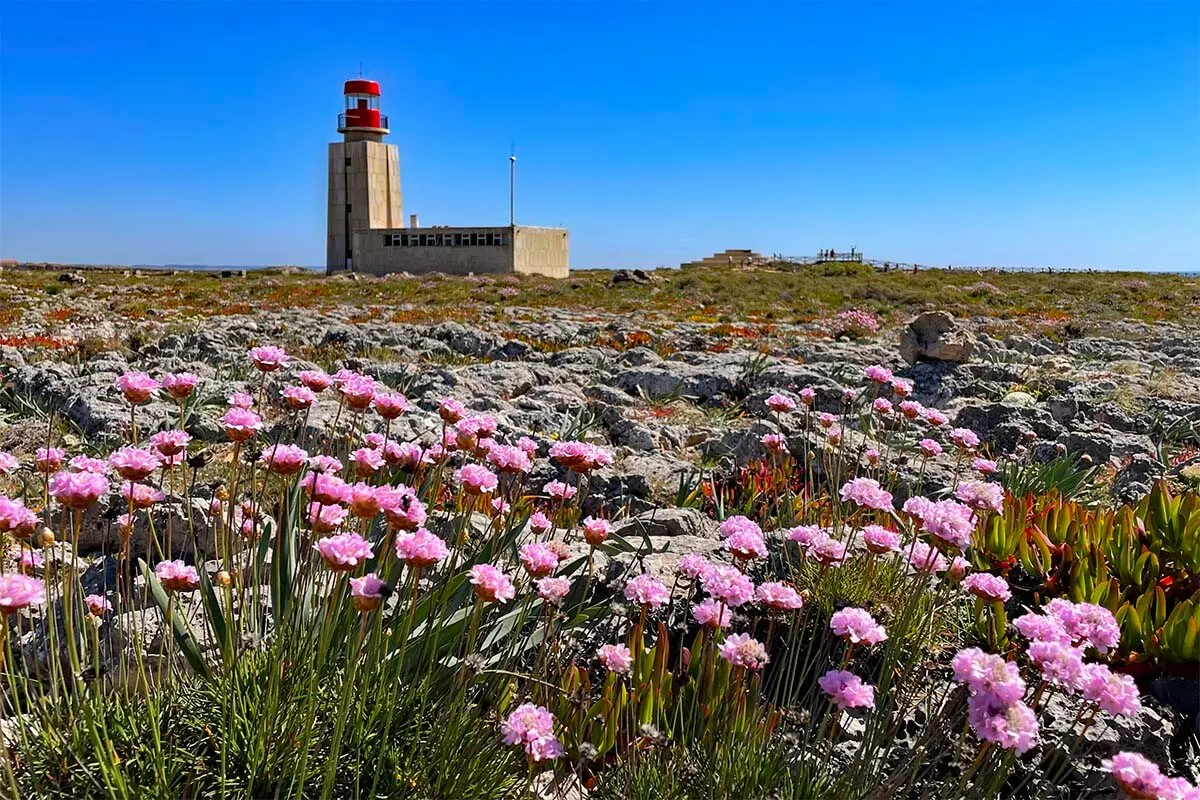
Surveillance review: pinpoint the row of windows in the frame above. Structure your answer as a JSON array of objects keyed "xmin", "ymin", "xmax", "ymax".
[{"xmin": 383, "ymin": 232, "xmax": 509, "ymax": 248}]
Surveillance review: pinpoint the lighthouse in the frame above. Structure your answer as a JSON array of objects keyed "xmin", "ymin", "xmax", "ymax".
[{"xmin": 326, "ymin": 79, "xmax": 403, "ymax": 273}]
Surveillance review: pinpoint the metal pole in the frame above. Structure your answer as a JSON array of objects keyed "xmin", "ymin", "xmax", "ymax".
[{"xmin": 509, "ymin": 154, "xmax": 516, "ymax": 226}]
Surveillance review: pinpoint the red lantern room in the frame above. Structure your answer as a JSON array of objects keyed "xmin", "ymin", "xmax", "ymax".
[{"xmin": 338, "ymin": 79, "xmax": 389, "ymax": 137}]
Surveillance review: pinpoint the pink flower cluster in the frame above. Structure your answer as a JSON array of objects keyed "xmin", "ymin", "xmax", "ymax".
[
  {"xmin": 155, "ymin": 560, "xmax": 200, "ymax": 592},
  {"xmin": 830, "ymin": 607, "xmax": 887, "ymax": 645},
  {"xmin": 819, "ymin": 669, "xmax": 875, "ymax": 710},
  {"xmin": 839, "ymin": 478, "xmax": 893, "ymax": 512},
  {"xmin": 699, "ymin": 564, "xmax": 755, "ymax": 607},
  {"xmin": 1105, "ymin": 752, "xmax": 1198, "ymax": 799},
  {"xmin": 0, "ymin": 573, "xmax": 46, "ymax": 613},
  {"xmin": 719, "ymin": 633, "xmax": 769, "ymax": 670},
  {"xmin": 469, "ymin": 564, "xmax": 515, "ymax": 603},
  {"xmin": 963, "ymin": 573, "xmax": 1011, "ymax": 603},
  {"xmin": 395, "ymin": 529, "xmax": 449, "ymax": 568},
  {"xmin": 501, "ymin": 703, "xmax": 562, "ymax": 762},
  {"xmin": 951, "ymin": 647, "xmax": 1037, "ymax": 754},
  {"xmin": 624, "ymin": 574, "xmax": 670, "ymax": 609},
  {"xmin": 548, "ymin": 441, "xmax": 612, "ymax": 472},
  {"xmin": 314, "ymin": 533, "xmax": 373, "ymax": 571},
  {"xmin": 597, "ymin": 643, "xmax": 633, "ymax": 675}
]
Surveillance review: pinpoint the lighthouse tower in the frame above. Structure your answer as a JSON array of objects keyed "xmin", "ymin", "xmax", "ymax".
[{"xmin": 326, "ymin": 79, "xmax": 403, "ymax": 273}]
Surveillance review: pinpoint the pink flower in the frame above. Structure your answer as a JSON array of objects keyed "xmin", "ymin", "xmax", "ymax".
[
  {"xmin": 84, "ymin": 594, "xmax": 112, "ymax": 616},
  {"xmin": 899, "ymin": 400, "xmax": 924, "ymax": 420},
  {"xmin": 0, "ymin": 452, "xmax": 18, "ymax": 475},
  {"xmin": 761, "ymin": 432, "xmax": 785, "ymax": 452},
  {"xmin": 923, "ymin": 408, "xmax": 949, "ymax": 426},
  {"xmin": 349, "ymin": 447, "xmax": 384, "ymax": 477},
  {"xmin": 350, "ymin": 572, "xmax": 387, "ymax": 612},
  {"xmin": 597, "ymin": 643, "xmax": 633, "ymax": 674},
  {"xmin": 947, "ymin": 556, "xmax": 971, "ymax": 582},
  {"xmin": 50, "ymin": 470, "xmax": 109, "ymax": 509},
  {"xmin": 227, "ymin": 391, "xmax": 254, "ymax": 409},
  {"xmin": 248, "ymin": 345, "xmax": 289, "ymax": 372},
  {"xmin": 303, "ymin": 473, "xmax": 349, "ymax": 508},
  {"xmin": 519, "ymin": 542, "xmax": 560, "ymax": 578},
  {"xmin": 282, "ymin": 385, "xmax": 317, "ymax": 410},
  {"xmin": 501, "ymin": 703, "xmax": 562, "ymax": 762},
  {"xmin": 964, "ymin": 573, "xmax": 1011, "ymax": 603},
  {"xmin": 816, "ymin": 412, "xmax": 838, "ymax": 429},
  {"xmin": 307, "ymin": 455, "xmax": 343, "ymax": 474},
  {"xmin": 487, "ymin": 445, "xmax": 532, "ymax": 474},
  {"xmin": 148, "ymin": 430, "xmax": 191, "ymax": 458},
  {"xmin": 719, "ymin": 633, "xmax": 769, "ymax": 670},
  {"xmin": 0, "ymin": 573, "xmax": 46, "ymax": 612},
  {"xmin": 907, "ymin": 540, "xmax": 948, "ymax": 573},
  {"xmin": 67, "ymin": 455, "xmax": 108, "ymax": 474},
  {"xmin": 950, "ymin": 427, "xmax": 980, "ymax": 450},
  {"xmin": 726, "ymin": 529, "xmax": 769, "ymax": 560},
  {"xmin": 0, "ymin": 497, "xmax": 39, "ymax": 538},
  {"xmin": 891, "ymin": 377, "xmax": 913, "ymax": 397},
  {"xmin": 306, "ymin": 499, "xmax": 347, "ymax": 532},
  {"xmin": 1027, "ymin": 639, "xmax": 1086, "ymax": 691},
  {"xmin": 755, "ymin": 581, "xmax": 804, "ymax": 612},
  {"xmin": 809, "ymin": 533, "xmax": 849, "ymax": 566},
  {"xmin": 155, "ymin": 560, "xmax": 200, "ymax": 592},
  {"xmin": 839, "ymin": 478, "xmax": 893, "ymax": 511},
  {"xmin": 344, "ymin": 483, "xmax": 380, "ymax": 519},
  {"xmin": 161, "ymin": 372, "xmax": 199, "ymax": 400},
  {"xmin": 529, "ymin": 511, "xmax": 552, "ymax": 535},
  {"xmin": 830, "ymin": 607, "xmax": 887, "ymax": 645},
  {"xmin": 718, "ymin": 515, "xmax": 761, "ymax": 539},
  {"xmin": 973, "ymin": 457, "xmax": 998, "ymax": 475},
  {"xmin": 799, "ymin": 386, "xmax": 816, "ymax": 405},
  {"xmin": 395, "ymin": 528, "xmax": 449, "ymax": 568},
  {"xmin": 221, "ymin": 408, "xmax": 262, "ymax": 442},
  {"xmin": 544, "ymin": 480, "xmax": 577, "ymax": 501},
  {"xmin": 955, "ymin": 481, "xmax": 1004, "ymax": 513},
  {"xmin": 122, "ymin": 482, "xmax": 164, "ymax": 510},
  {"xmin": 1012, "ymin": 613, "xmax": 1072, "ymax": 646},
  {"xmin": 918, "ymin": 438, "xmax": 943, "ymax": 458},
  {"xmin": 787, "ymin": 525, "xmax": 823, "ymax": 546},
  {"xmin": 920, "ymin": 499, "xmax": 977, "ymax": 550},
  {"xmin": 1105, "ymin": 752, "xmax": 1165, "ymax": 800},
  {"xmin": 16, "ymin": 549, "xmax": 43, "ymax": 573},
  {"xmin": 580, "ymin": 517, "xmax": 610, "ymax": 547},
  {"xmin": 692, "ymin": 599, "xmax": 732, "ymax": 628},
  {"xmin": 339, "ymin": 374, "xmax": 377, "ymax": 412},
  {"xmin": 298, "ymin": 370, "xmax": 333, "ymax": 392},
  {"xmin": 872, "ymin": 397, "xmax": 893, "ymax": 416},
  {"xmin": 372, "ymin": 391, "xmax": 410, "ymax": 420},
  {"xmin": 862, "ymin": 525, "xmax": 901, "ymax": 554},
  {"xmin": 766, "ymin": 393, "xmax": 796, "ymax": 413},
  {"xmin": 624, "ymin": 574, "xmax": 670, "ymax": 608},
  {"xmin": 438, "ymin": 396, "xmax": 466, "ymax": 423},
  {"xmin": 260, "ymin": 444, "xmax": 309, "ymax": 476},
  {"xmin": 676, "ymin": 553, "xmax": 710, "ymax": 580},
  {"xmin": 864, "ymin": 447, "xmax": 881, "ymax": 465},
  {"xmin": 536, "ymin": 576, "xmax": 571, "ymax": 605},
  {"xmin": 819, "ymin": 669, "xmax": 876, "ymax": 710},
  {"xmin": 378, "ymin": 485, "xmax": 427, "ymax": 531},
  {"xmin": 109, "ymin": 447, "xmax": 161, "ymax": 480},
  {"xmin": 469, "ymin": 564, "xmax": 515, "ymax": 603},
  {"xmin": 115, "ymin": 371, "xmax": 159, "ymax": 404},
  {"xmin": 1080, "ymin": 664, "xmax": 1142, "ymax": 718},
  {"xmin": 314, "ymin": 533, "xmax": 373, "ymax": 571},
  {"xmin": 35, "ymin": 447, "xmax": 65, "ymax": 474},
  {"xmin": 864, "ymin": 364, "xmax": 893, "ymax": 384},
  {"xmin": 951, "ymin": 647, "xmax": 1027, "ymax": 704},
  {"xmin": 1045, "ymin": 599, "xmax": 1121, "ymax": 654},
  {"xmin": 967, "ymin": 694, "xmax": 1038, "ymax": 754},
  {"xmin": 456, "ymin": 464, "xmax": 498, "ymax": 495},
  {"xmin": 700, "ymin": 564, "xmax": 755, "ymax": 607},
  {"xmin": 549, "ymin": 441, "xmax": 612, "ymax": 472}
]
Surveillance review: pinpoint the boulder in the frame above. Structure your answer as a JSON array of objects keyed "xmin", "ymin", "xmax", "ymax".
[{"xmin": 899, "ymin": 311, "xmax": 977, "ymax": 364}]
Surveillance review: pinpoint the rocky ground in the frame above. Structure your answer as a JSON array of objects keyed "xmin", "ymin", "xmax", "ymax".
[{"xmin": 2, "ymin": 275, "xmax": 1199, "ymax": 796}]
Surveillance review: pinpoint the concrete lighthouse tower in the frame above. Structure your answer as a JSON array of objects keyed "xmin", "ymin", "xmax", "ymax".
[{"xmin": 326, "ymin": 79, "xmax": 403, "ymax": 273}]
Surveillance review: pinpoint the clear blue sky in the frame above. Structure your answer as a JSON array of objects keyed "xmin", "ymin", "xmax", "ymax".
[{"xmin": 1, "ymin": 1, "xmax": 1197, "ymax": 270}]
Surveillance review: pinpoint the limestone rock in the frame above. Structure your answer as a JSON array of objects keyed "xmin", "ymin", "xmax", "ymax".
[{"xmin": 899, "ymin": 311, "xmax": 977, "ymax": 364}]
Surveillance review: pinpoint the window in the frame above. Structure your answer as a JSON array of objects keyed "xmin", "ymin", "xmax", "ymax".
[
  {"xmin": 383, "ymin": 234, "xmax": 391, "ymax": 247},
  {"xmin": 345, "ymin": 204, "xmax": 352, "ymax": 213},
  {"xmin": 454, "ymin": 233, "xmax": 464, "ymax": 246},
  {"xmin": 344, "ymin": 157, "xmax": 352, "ymax": 167}
]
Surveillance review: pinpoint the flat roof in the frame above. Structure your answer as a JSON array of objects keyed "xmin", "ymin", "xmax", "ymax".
[{"xmin": 358, "ymin": 224, "xmax": 567, "ymax": 233}]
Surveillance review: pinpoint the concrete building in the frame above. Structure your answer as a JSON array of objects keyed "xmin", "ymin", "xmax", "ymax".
[{"xmin": 326, "ymin": 79, "xmax": 568, "ymax": 278}]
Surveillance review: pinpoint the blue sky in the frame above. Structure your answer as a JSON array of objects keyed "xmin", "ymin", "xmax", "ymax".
[{"xmin": 1, "ymin": 1, "xmax": 1197, "ymax": 270}]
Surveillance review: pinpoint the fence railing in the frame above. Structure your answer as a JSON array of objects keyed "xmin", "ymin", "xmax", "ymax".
[{"xmin": 771, "ymin": 254, "xmax": 1136, "ymax": 273}]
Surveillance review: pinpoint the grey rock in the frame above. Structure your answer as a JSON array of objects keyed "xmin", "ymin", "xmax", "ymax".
[{"xmin": 899, "ymin": 311, "xmax": 977, "ymax": 364}]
